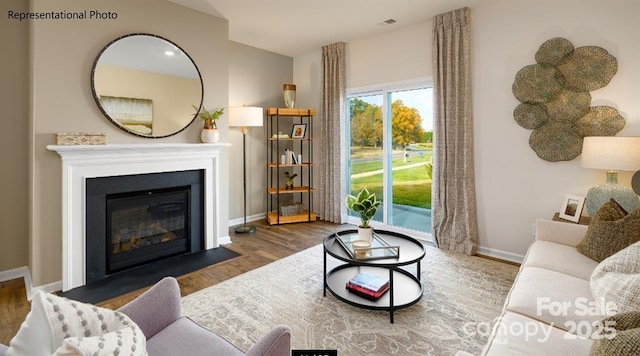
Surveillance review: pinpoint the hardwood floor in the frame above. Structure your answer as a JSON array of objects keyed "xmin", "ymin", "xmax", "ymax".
[
  {"xmin": 0, "ymin": 219, "xmax": 347, "ymax": 345},
  {"xmin": 0, "ymin": 278, "xmax": 30, "ymax": 346}
]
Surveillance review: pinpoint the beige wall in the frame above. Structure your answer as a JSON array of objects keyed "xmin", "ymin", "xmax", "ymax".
[
  {"xmin": 228, "ymin": 42, "xmax": 293, "ymax": 222},
  {"xmin": 1, "ymin": 0, "xmax": 294, "ymax": 286},
  {"xmin": 292, "ymin": 50, "xmax": 322, "ymax": 215},
  {"xmin": 94, "ymin": 64, "xmax": 201, "ymax": 136},
  {"xmin": 347, "ymin": 20, "xmax": 431, "ymax": 88},
  {"xmin": 293, "ymin": 21, "xmax": 434, "ymax": 218},
  {"xmin": 0, "ymin": 0, "xmax": 30, "ymax": 272},
  {"xmin": 472, "ymin": 0, "xmax": 640, "ymax": 260},
  {"xmin": 14, "ymin": 0, "xmax": 639, "ymax": 285},
  {"xmin": 29, "ymin": 0, "xmax": 229, "ymax": 286},
  {"xmin": 294, "ymin": 0, "xmax": 640, "ymax": 261}
]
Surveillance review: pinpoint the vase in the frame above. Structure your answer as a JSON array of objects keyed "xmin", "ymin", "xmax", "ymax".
[
  {"xmin": 357, "ymin": 226, "xmax": 373, "ymax": 243},
  {"xmin": 283, "ymin": 84, "xmax": 296, "ymax": 109},
  {"xmin": 285, "ymin": 179, "xmax": 294, "ymax": 190},
  {"xmin": 200, "ymin": 128, "xmax": 220, "ymax": 143}
]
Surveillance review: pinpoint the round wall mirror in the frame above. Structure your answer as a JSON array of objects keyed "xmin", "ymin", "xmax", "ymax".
[{"xmin": 91, "ymin": 33, "xmax": 203, "ymax": 138}]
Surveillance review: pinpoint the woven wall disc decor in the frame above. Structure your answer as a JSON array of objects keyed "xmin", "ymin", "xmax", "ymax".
[
  {"xmin": 512, "ymin": 37, "xmax": 624, "ymax": 162},
  {"xmin": 535, "ymin": 37, "xmax": 574, "ymax": 67},
  {"xmin": 514, "ymin": 103, "xmax": 548, "ymax": 130},
  {"xmin": 529, "ymin": 122, "xmax": 583, "ymax": 162},
  {"xmin": 512, "ymin": 64, "xmax": 564, "ymax": 103},
  {"xmin": 558, "ymin": 46, "xmax": 618, "ymax": 91},
  {"xmin": 632, "ymin": 170, "xmax": 640, "ymax": 195},
  {"xmin": 573, "ymin": 106, "xmax": 626, "ymax": 137},
  {"xmin": 544, "ymin": 90, "xmax": 591, "ymax": 122}
]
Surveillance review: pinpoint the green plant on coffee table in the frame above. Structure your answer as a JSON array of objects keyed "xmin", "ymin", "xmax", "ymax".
[
  {"xmin": 193, "ymin": 105, "xmax": 224, "ymax": 129},
  {"xmin": 345, "ymin": 187, "xmax": 381, "ymax": 228}
]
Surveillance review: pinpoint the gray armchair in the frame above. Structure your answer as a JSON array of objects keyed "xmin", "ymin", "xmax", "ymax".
[
  {"xmin": 1, "ymin": 277, "xmax": 291, "ymax": 356},
  {"xmin": 119, "ymin": 276, "xmax": 291, "ymax": 356}
]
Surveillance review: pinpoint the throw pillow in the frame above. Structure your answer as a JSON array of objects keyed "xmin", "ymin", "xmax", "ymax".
[
  {"xmin": 52, "ymin": 326, "xmax": 144, "ymax": 356},
  {"xmin": 4, "ymin": 290, "xmax": 55, "ymax": 356},
  {"xmin": 590, "ymin": 311, "xmax": 640, "ymax": 355},
  {"xmin": 6, "ymin": 291, "xmax": 146, "ymax": 356},
  {"xmin": 591, "ymin": 241, "xmax": 640, "ymax": 314},
  {"xmin": 577, "ymin": 199, "xmax": 640, "ymax": 262}
]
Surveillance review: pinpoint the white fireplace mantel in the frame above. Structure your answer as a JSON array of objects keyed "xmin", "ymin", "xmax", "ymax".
[{"xmin": 47, "ymin": 143, "xmax": 231, "ymax": 291}]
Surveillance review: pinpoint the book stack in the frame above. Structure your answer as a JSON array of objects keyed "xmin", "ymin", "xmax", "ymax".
[
  {"xmin": 346, "ymin": 273, "xmax": 390, "ymax": 300},
  {"xmin": 282, "ymin": 149, "xmax": 301, "ymax": 165}
]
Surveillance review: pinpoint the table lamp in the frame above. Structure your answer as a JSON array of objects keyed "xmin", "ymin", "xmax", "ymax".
[
  {"xmin": 581, "ymin": 136, "xmax": 640, "ymax": 216},
  {"xmin": 228, "ymin": 106, "xmax": 264, "ymax": 233}
]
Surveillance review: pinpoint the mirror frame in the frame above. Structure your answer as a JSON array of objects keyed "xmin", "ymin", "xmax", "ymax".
[{"xmin": 91, "ymin": 33, "xmax": 204, "ymax": 138}]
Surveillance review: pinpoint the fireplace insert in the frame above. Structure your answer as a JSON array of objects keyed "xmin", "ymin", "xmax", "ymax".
[
  {"xmin": 86, "ymin": 170, "xmax": 204, "ymax": 283},
  {"xmin": 106, "ymin": 187, "xmax": 190, "ymax": 274}
]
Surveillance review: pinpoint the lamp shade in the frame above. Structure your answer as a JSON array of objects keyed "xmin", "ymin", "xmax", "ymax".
[
  {"xmin": 228, "ymin": 106, "xmax": 263, "ymax": 127},
  {"xmin": 581, "ymin": 136, "xmax": 640, "ymax": 216},
  {"xmin": 581, "ymin": 136, "xmax": 640, "ymax": 171}
]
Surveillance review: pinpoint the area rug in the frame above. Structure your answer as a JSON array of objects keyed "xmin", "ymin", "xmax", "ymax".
[{"xmin": 182, "ymin": 243, "xmax": 519, "ymax": 356}]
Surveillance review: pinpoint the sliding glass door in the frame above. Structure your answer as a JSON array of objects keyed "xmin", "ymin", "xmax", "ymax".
[{"xmin": 347, "ymin": 85, "xmax": 433, "ymax": 234}]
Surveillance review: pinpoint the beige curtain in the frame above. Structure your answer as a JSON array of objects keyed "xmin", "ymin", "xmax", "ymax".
[
  {"xmin": 320, "ymin": 42, "xmax": 347, "ymax": 223},
  {"xmin": 432, "ymin": 7, "xmax": 478, "ymax": 255}
]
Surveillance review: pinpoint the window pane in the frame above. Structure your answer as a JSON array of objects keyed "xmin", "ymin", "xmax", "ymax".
[
  {"xmin": 348, "ymin": 94, "xmax": 383, "ymax": 225},
  {"xmin": 389, "ymin": 88, "xmax": 432, "ymax": 233},
  {"xmin": 347, "ymin": 86, "xmax": 432, "ymax": 234}
]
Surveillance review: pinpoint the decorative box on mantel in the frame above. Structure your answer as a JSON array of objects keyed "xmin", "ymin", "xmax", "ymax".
[{"xmin": 56, "ymin": 132, "xmax": 107, "ymax": 145}]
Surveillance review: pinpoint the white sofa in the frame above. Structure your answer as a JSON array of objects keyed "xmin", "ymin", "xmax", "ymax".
[{"xmin": 482, "ymin": 218, "xmax": 603, "ymax": 355}]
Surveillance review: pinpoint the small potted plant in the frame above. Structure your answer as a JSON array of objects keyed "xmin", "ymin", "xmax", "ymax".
[
  {"xmin": 345, "ymin": 187, "xmax": 381, "ymax": 242},
  {"xmin": 284, "ymin": 172, "xmax": 297, "ymax": 190},
  {"xmin": 193, "ymin": 105, "xmax": 224, "ymax": 143}
]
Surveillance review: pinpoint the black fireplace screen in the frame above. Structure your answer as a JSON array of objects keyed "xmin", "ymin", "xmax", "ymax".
[{"xmin": 106, "ymin": 187, "xmax": 190, "ymax": 274}]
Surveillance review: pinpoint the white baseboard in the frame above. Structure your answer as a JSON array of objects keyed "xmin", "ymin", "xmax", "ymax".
[
  {"xmin": 0, "ymin": 222, "xmax": 246, "ymax": 300},
  {"xmin": 0, "ymin": 266, "xmax": 29, "ymax": 283},
  {"xmin": 0, "ymin": 224, "xmax": 523, "ymax": 302},
  {"xmin": 0, "ymin": 214, "xmax": 259, "ymax": 301},
  {"xmin": 228, "ymin": 212, "xmax": 265, "ymax": 228},
  {"xmin": 0, "ymin": 266, "xmax": 34, "ymax": 300},
  {"xmin": 0, "ymin": 266, "xmax": 61, "ymax": 300},
  {"xmin": 476, "ymin": 245, "xmax": 525, "ymax": 264},
  {"xmin": 30, "ymin": 281, "xmax": 62, "ymax": 300},
  {"xmin": 347, "ymin": 216, "xmax": 524, "ymax": 264},
  {"xmin": 418, "ymin": 237, "xmax": 524, "ymax": 264}
]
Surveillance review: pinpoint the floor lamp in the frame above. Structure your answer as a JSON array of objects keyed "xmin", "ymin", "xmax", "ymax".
[{"xmin": 228, "ymin": 106, "xmax": 264, "ymax": 233}]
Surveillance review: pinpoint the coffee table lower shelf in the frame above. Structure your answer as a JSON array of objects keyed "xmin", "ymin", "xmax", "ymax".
[{"xmin": 324, "ymin": 265, "xmax": 423, "ymax": 323}]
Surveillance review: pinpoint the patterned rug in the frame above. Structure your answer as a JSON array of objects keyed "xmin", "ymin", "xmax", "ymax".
[{"xmin": 182, "ymin": 243, "xmax": 518, "ymax": 356}]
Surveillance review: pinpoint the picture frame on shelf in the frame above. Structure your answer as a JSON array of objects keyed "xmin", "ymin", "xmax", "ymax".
[
  {"xmin": 559, "ymin": 194, "xmax": 586, "ymax": 223},
  {"xmin": 291, "ymin": 124, "xmax": 307, "ymax": 139}
]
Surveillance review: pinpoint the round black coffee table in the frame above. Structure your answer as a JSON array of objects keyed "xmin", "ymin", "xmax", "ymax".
[{"xmin": 323, "ymin": 229, "xmax": 425, "ymax": 323}]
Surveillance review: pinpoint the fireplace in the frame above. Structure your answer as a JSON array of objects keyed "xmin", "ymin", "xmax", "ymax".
[
  {"xmin": 48, "ymin": 143, "xmax": 230, "ymax": 291},
  {"xmin": 86, "ymin": 170, "xmax": 204, "ymax": 283}
]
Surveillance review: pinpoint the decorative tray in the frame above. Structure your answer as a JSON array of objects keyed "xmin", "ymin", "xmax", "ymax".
[{"xmin": 334, "ymin": 231, "xmax": 399, "ymax": 260}]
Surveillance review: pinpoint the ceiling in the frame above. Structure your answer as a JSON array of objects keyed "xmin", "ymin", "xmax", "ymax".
[{"xmin": 169, "ymin": 0, "xmax": 494, "ymax": 57}]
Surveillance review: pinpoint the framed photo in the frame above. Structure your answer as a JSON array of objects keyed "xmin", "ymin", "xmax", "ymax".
[
  {"xmin": 291, "ymin": 124, "xmax": 307, "ymax": 139},
  {"xmin": 559, "ymin": 194, "xmax": 586, "ymax": 223}
]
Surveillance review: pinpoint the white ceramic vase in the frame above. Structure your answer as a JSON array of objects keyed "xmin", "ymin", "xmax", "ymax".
[
  {"xmin": 200, "ymin": 128, "xmax": 220, "ymax": 143},
  {"xmin": 357, "ymin": 226, "xmax": 373, "ymax": 243}
]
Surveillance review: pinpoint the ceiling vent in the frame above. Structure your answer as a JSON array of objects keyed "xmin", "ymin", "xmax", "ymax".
[{"xmin": 377, "ymin": 18, "xmax": 397, "ymax": 27}]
